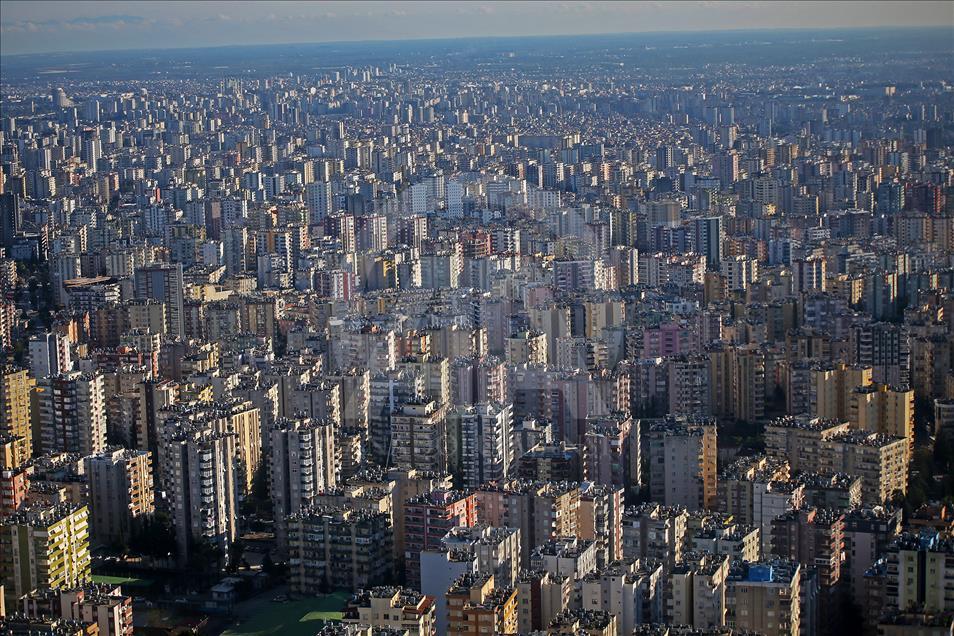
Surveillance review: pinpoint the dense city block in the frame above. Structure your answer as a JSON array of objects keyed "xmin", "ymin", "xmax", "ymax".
[{"xmin": 0, "ymin": 19, "xmax": 953, "ymax": 636}]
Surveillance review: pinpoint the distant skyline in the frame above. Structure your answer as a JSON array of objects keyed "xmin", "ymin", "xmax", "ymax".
[{"xmin": 1, "ymin": 0, "xmax": 951, "ymax": 56}]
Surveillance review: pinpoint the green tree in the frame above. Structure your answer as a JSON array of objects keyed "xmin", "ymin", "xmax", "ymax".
[
  {"xmin": 187, "ymin": 537, "xmax": 224, "ymax": 580},
  {"xmin": 227, "ymin": 540, "xmax": 244, "ymax": 573},
  {"xmin": 129, "ymin": 513, "xmax": 176, "ymax": 559}
]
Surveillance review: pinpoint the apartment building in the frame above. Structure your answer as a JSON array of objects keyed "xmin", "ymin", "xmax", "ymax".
[
  {"xmin": 19, "ymin": 585, "xmax": 134, "ymax": 636},
  {"xmin": 403, "ymin": 490, "xmax": 478, "ymax": 588},
  {"xmin": 622, "ymin": 504, "xmax": 688, "ymax": 571},
  {"xmin": 390, "ymin": 398, "xmax": 449, "ymax": 474},
  {"xmin": 726, "ymin": 560, "xmax": 801, "ymax": 636},
  {"xmin": 160, "ymin": 426, "xmax": 238, "ymax": 566},
  {"xmin": 771, "ymin": 508, "xmax": 845, "ymax": 588},
  {"xmin": 0, "ymin": 504, "xmax": 91, "ymax": 604},
  {"xmin": 341, "ymin": 586, "xmax": 436, "ymax": 635},
  {"xmin": 83, "ymin": 448, "xmax": 154, "ymax": 547},
  {"xmin": 445, "ymin": 572, "xmax": 518, "ymax": 635},
  {"xmin": 269, "ymin": 417, "xmax": 338, "ymax": 555},
  {"xmin": 646, "ymin": 416, "xmax": 718, "ymax": 510},
  {"xmin": 38, "ymin": 372, "xmax": 107, "ymax": 456},
  {"xmin": 476, "ymin": 480, "xmax": 581, "ymax": 568},
  {"xmin": 668, "ymin": 552, "xmax": 730, "ymax": 629},
  {"xmin": 765, "ymin": 416, "xmax": 907, "ymax": 504},
  {"xmin": 450, "ymin": 402, "xmax": 513, "ymax": 489},
  {"xmin": 884, "ymin": 530, "xmax": 954, "ymax": 613},
  {"xmin": 287, "ymin": 507, "xmax": 393, "ymax": 594},
  {"xmin": 0, "ymin": 365, "xmax": 34, "ymax": 465}
]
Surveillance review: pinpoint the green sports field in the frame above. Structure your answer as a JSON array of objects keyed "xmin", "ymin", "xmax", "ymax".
[
  {"xmin": 221, "ymin": 591, "xmax": 350, "ymax": 636},
  {"xmin": 91, "ymin": 574, "xmax": 154, "ymax": 588}
]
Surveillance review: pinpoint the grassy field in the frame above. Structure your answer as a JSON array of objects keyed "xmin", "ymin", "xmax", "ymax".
[
  {"xmin": 221, "ymin": 591, "xmax": 350, "ymax": 636},
  {"xmin": 91, "ymin": 574, "xmax": 153, "ymax": 588}
]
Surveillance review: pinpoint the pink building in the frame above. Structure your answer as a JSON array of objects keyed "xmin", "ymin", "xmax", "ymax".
[{"xmin": 641, "ymin": 320, "xmax": 699, "ymax": 358}]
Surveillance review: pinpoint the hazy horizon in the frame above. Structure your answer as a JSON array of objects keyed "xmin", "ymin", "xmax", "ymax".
[
  {"xmin": 2, "ymin": 0, "xmax": 951, "ymax": 56},
  {"xmin": 2, "ymin": 23, "xmax": 951, "ymax": 61}
]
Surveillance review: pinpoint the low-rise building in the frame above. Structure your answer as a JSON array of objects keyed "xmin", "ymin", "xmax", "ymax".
[
  {"xmin": 545, "ymin": 608, "xmax": 617, "ymax": 636},
  {"xmin": 19, "ymin": 585, "xmax": 134, "ymax": 636},
  {"xmin": 341, "ymin": 587, "xmax": 436, "ymax": 636},
  {"xmin": 530, "ymin": 536, "xmax": 599, "ymax": 580}
]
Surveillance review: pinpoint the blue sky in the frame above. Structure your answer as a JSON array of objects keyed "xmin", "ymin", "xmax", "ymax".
[{"xmin": 1, "ymin": 1, "xmax": 951, "ymax": 56}]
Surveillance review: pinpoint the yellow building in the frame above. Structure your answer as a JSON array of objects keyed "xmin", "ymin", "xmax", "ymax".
[
  {"xmin": 766, "ymin": 417, "xmax": 907, "ymax": 504},
  {"xmin": 0, "ymin": 366, "xmax": 34, "ymax": 466},
  {"xmin": 849, "ymin": 384, "xmax": 915, "ymax": 457},
  {"xmin": 885, "ymin": 531, "xmax": 954, "ymax": 613},
  {"xmin": 811, "ymin": 363, "xmax": 873, "ymax": 421},
  {"xmin": 0, "ymin": 504, "xmax": 91, "ymax": 605},
  {"xmin": 583, "ymin": 299, "xmax": 625, "ymax": 339},
  {"xmin": 826, "ymin": 431, "xmax": 908, "ymax": 504},
  {"xmin": 828, "ymin": 274, "xmax": 865, "ymax": 306},
  {"xmin": 446, "ymin": 573, "xmax": 518, "ymax": 635},
  {"xmin": 179, "ymin": 342, "xmax": 220, "ymax": 377},
  {"xmin": 0, "ymin": 435, "xmax": 19, "ymax": 470},
  {"xmin": 342, "ymin": 587, "xmax": 437, "ymax": 635},
  {"xmin": 505, "ymin": 330, "xmax": 548, "ymax": 366},
  {"xmin": 764, "ymin": 417, "xmax": 850, "ymax": 474}
]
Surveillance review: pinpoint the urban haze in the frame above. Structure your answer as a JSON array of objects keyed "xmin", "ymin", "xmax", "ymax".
[{"xmin": 0, "ymin": 2, "xmax": 953, "ymax": 636}]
